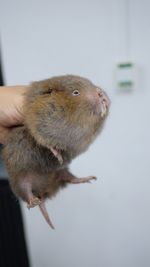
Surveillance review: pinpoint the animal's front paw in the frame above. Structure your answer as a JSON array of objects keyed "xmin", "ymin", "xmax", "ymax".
[{"xmin": 49, "ymin": 146, "xmax": 63, "ymax": 165}]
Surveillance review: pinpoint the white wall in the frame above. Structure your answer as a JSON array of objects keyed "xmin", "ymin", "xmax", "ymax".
[{"xmin": 0, "ymin": 0, "xmax": 150, "ymax": 267}]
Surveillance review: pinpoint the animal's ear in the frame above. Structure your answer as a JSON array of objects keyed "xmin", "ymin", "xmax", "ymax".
[
  {"xmin": 30, "ymin": 80, "xmax": 54, "ymax": 95},
  {"xmin": 42, "ymin": 86, "xmax": 53, "ymax": 95}
]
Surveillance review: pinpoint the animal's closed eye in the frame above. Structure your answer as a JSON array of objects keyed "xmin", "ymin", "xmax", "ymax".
[
  {"xmin": 72, "ymin": 90, "xmax": 80, "ymax": 96},
  {"xmin": 43, "ymin": 88, "xmax": 53, "ymax": 95}
]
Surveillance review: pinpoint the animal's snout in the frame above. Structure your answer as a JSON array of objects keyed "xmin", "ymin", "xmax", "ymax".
[
  {"xmin": 96, "ymin": 88, "xmax": 103, "ymax": 98},
  {"xmin": 95, "ymin": 88, "xmax": 109, "ymax": 107}
]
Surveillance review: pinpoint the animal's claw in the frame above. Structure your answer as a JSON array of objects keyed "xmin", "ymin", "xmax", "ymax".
[{"xmin": 49, "ymin": 147, "xmax": 63, "ymax": 165}]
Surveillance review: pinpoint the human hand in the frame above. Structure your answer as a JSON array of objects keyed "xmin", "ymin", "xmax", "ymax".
[{"xmin": 0, "ymin": 85, "xmax": 27, "ymax": 144}]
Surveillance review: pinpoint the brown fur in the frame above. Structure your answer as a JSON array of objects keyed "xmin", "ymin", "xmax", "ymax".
[{"xmin": 2, "ymin": 75, "xmax": 110, "ymax": 228}]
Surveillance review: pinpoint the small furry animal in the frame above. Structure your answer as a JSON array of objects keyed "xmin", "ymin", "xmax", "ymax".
[{"xmin": 3, "ymin": 75, "xmax": 110, "ymax": 229}]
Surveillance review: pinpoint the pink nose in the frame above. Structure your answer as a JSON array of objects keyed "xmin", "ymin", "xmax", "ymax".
[
  {"xmin": 95, "ymin": 88, "xmax": 110, "ymax": 107},
  {"xmin": 96, "ymin": 88, "xmax": 103, "ymax": 98}
]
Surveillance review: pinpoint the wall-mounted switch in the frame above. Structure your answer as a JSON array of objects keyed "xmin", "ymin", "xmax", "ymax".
[{"xmin": 115, "ymin": 62, "xmax": 137, "ymax": 92}]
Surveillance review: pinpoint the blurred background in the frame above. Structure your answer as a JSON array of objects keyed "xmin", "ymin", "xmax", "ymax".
[{"xmin": 0, "ymin": 0, "xmax": 150, "ymax": 267}]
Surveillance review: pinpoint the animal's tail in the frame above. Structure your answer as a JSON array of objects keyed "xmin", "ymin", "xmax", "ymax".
[{"xmin": 39, "ymin": 202, "xmax": 55, "ymax": 229}]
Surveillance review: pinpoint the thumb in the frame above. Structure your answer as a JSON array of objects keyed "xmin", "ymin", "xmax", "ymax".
[{"xmin": 0, "ymin": 126, "xmax": 11, "ymax": 145}]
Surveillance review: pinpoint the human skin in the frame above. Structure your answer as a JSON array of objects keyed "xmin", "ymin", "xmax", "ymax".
[{"xmin": 0, "ymin": 85, "xmax": 27, "ymax": 144}]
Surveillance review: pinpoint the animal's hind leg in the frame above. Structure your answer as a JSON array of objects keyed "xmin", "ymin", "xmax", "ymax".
[
  {"xmin": 12, "ymin": 175, "xmax": 54, "ymax": 229},
  {"xmin": 17, "ymin": 177, "xmax": 55, "ymax": 229},
  {"xmin": 56, "ymin": 169, "xmax": 97, "ymax": 184},
  {"xmin": 18, "ymin": 179, "xmax": 41, "ymax": 208},
  {"xmin": 69, "ymin": 176, "xmax": 97, "ymax": 184}
]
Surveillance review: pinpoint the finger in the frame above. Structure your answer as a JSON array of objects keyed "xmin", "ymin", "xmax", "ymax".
[
  {"xmin": 0, "ymin": 85, "xmax": 28, "ymax": 128},
  {"xmin": 0, "ymin": 126, "xmax": 11, "ymax": 145}
]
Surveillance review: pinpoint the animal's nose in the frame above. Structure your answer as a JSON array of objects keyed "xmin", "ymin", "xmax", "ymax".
[
  {"xmin": 95, "ymin": 87, "xmax": 110, "ymax": 107},
  {"xmin": 96, "ymin": 88, "xmax": 104, "ymax": 98}
]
